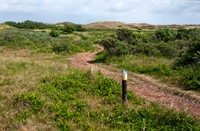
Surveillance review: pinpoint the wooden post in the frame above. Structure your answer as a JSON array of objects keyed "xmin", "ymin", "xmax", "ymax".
[{"xmin": 122, "ymin": 69, "xmax": 127, "ymax": 104}]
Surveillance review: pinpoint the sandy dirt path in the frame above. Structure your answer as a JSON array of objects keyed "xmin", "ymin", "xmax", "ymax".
[{"xmin": 68, "ymin": 47, "xmax": 200, "ymax": 119}]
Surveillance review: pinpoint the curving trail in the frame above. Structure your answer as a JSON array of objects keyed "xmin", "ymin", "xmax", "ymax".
[{"xmin": 68, "ymin": 46, "xmax": 200, "ymax": 119}]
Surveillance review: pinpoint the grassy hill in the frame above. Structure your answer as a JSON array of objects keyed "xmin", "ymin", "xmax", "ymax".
[
  {"xmin": 84, "ymin": 21, "xmax": 200, "ymax": 30},
  {"xmin": 0, "ymin": 22, "xmax": 200, "ymax": 130},
  {"xmin": 0, "ymin": 48, "xmax": 199, "ymax": 130}
]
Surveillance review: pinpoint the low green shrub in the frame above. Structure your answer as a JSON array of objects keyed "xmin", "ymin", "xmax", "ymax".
[
  {"xmin": 62, "ymin": 23, "xmax": 86, "ymax": 34},
  {"xmin": 131, "ymin": 43, "xmax": 162, "ymax": 57},
  {"xmin": 101, "ymin": 37, "xmax": 131, "ymax": 56},
  {"xmin": 100, "ymin": 29, "xmax": 183, "ymax": 57},
  {"xmin": 98, "ymin": 28, "xmax": 200, "ymax": 91},
  {"xmin": 12, "ymin": 70, "xmax": 200, "ymax": 130},
  {"xmin": 134, "ymin": 64, "xmax": 173, "ymax": 76},
  {"xmin": 94, "ymin": 51, "xmax": 108, "ymax": 63},
  {"xmin": 176, "ymin": 38, "xmax": 200, "ymax": 66},
  {"xmin": 91, "ymin": 104, "xmax": 200, "ymax": 130},
  {"xmin": 117, "ymin": 28, "xmax": 135, "ymax": 44},
  {"xmin": 176, "ymin": 28, "xmax": 200, "ymax": 40},
  {"xmin": 5, "ymin": 20, "xmax": 59, "ymax": 30},
  {"xmin": 0, "ymin": 29, "xmax": 95, "ymax": 54},
  {"xmin": 14, "ymin": 93, "xmax": 44, "ymax": 121},
  {"xmin": 182, "ymin": 66, "xmax": 200, "ymax": 90},
  {"xmin": 155, "ymin": 28, "xmax": 176, "ymax": 42},
  {"xmin": 15, "ymin": 93, "xmax": 44, "ymax": 113},
  {"xmin": 49, "ymin": 30, "xmax": 60, "ymax": 37}
]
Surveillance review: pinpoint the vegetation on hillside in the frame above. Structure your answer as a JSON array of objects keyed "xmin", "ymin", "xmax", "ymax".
[
  {"xmin": 99, "ymin": 28, "xmax": 200, "ymax": 90},
  {"xmin": 5, "ymin": 20, "xmax": 86, "ymax": 34},
  {"xmin": 13, "ymin": 71, "xmax": 199, "ymax": 130},
  {"xmin": 0, "ymin": 22, "xmax": 200, "ymax": 130},
  {"xmin": 5, "ymin": 20, "xmax": 59, "ymax": 30},
  {"xmin": 0, "ymin": 56, "xmax": 199, "ymax": 130},
  {"xmin": 0, "ymin": 29, "xmax": 94, "ymax": 54}
]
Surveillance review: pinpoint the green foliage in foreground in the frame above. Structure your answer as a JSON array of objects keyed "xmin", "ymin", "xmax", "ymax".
[
  {"xmin": 182, "ymin": 66, "xmax": 200, "ymax": 90},
  {"xmin": 0, "ymin": 29, "xmax": 95, "ymax": 54},
  {"xmin": 13, "ymin": 70, "xmax": 200, "ymax": 130}
]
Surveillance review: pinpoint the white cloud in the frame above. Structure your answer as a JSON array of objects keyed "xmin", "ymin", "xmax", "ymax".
[
  {"xmin": 0, "ymin": 0, "xmax": 199, "ymax": 24},
  {"xmin": 1, "ymin": 0, "xmax": 40, "ymax": 12}
]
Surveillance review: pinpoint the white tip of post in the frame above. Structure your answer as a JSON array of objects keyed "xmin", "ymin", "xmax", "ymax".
[{"xmin": 122, "ymin": 69, "xmax": 127, "ymax": 80}]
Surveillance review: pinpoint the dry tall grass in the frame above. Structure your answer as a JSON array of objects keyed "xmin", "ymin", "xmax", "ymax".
[{"xmin": 0, "ymin": 47, "xmax": 68, "ymax": 130}]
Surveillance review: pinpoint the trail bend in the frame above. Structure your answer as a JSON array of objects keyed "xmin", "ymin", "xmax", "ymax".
[{"xmin": 68, "ymin": 46, "xmax": 200, "ymax": 119}]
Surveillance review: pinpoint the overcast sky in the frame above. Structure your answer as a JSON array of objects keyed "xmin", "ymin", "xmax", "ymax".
[{"xmin": 0, "ymin": 0, "xmax": 199, "ymax": 24}]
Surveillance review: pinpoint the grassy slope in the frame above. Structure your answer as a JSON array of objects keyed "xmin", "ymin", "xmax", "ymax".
[
  {"xmin": 96, "ymin": 50, "xmax": 200, "ymax": 92},
  {"xmin": 0, "ymin": 48, "xmax": 200, "ymax": 130},
  {"xmin": 0, "ymin": 27, "xmax": 200, "ymax": 130}
]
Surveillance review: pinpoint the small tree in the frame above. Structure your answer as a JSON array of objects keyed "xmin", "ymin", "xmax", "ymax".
[
  {"xmin": 50, "ymin": 30, "xmax": 60, "ymax": 37},
  {"xmin": 62, "ymin": 25, "xmax": 75, "ymax": 34},
  {"xmin": 74, "ymin": 25, "xmax": 86, "ymax": 31}
]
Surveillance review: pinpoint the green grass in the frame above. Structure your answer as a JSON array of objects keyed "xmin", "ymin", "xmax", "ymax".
[
  {"xmin": 95, "ymin": 51, "xmax": 174, "ymax": 75},
  {"xmin": 0, "ymin": 47, "xmax": 199, "ymax": 130},
  {"xmin": 0, "ymin": 79, "xmax": 12, "ymax": 86},
  {"xmin": 0, "ymin": 29, "xmax": 96, "ymax": 54},
  {"xmin": 2, "ymin": 62, "xmax": 36, "ymax": 75},
  {"xmin": 0, "ymin": 26, "xmax": 200, "ymax": 130},
  {"xmin": 95, "ymin": 51, "xmax": 200, "ymax": 91},
  {"xmin": 11, "ymin": 70, "xmax": 200, "ymax": 130}
]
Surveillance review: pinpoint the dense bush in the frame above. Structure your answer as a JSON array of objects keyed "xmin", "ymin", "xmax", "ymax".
[
  {"xmin": 175, "ymin": 38, "xmax": 200, "ymax": 90},
  {"xmin": 132, "ymin": 31, "xmax": 152, "ymax": 43},
  {"xmin": 116, "ymin": 29, "xmax": 135, "ymax": 44},
  {"xmin": 62, "ymin": 24, "xmax": 86, "ymax": 34},
  {"xmin": 51, "ymin": 40, "xmax": 84, "ymax": 54},
  {"xmin": 0, "ymin": 29, "xmax": 51, "ymax": 50},
  {"xmin": 155, "ymin": 42, "xmax": 178, "ymax": 57},
  {"xmin": 176, "ymin": 38, "xmax": 200, "ymax": 66},
  {"xmin": 0, "ymin": 30, "xmax": 94, "ymax": 54},
  {"xmin": 176, "ymin": 28, "xmax": 200, "ymax": 40},
  {"xmin": 182, "ymin": 66, "xmax": 200, "ymax": 90},
  {"xmin": 99, "ymin": 28, "xmax": 200, "ymax": 91},
  {"xmin": 5, "ymin": 20, "xmax": 58, "ymax": 30},
  {"xmin": 5, "ymin": 20, "xmax": 86, "ymax": 34},
  {"xmin": 62, "ymin": 24, "xmax": 75, "ymax": 33},
  {"xmin": 101, "ymin": 29, "xmax": 182, "ymax": 57},
  {"xmin": 129, "ymin": 43, "xmax": 160, "ymax": 56},
  {"xmin": 101, "ymin": 28, "xmax": 200, "ymax": 58},
  {"xmin": 101, "ymin": 37, "xmax": 131, "ymax": 56},
  {"xmin": 74, "ymin": 24, "xmax": 86, "ymax": 31},
  {"xmin": 155, "ymin": 28, "xmax": 176, "ymax": 42},
  {"xmin": 49, "ymin": 30, "xmax": 60, "ymax": 37}
]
